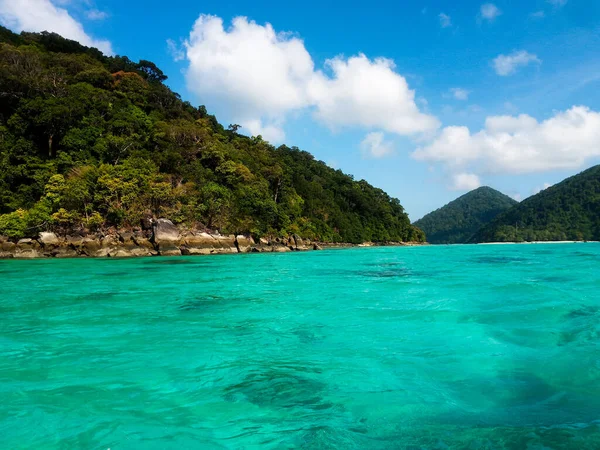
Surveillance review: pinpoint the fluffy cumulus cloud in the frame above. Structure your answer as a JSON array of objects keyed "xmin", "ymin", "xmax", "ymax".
[
  {"xmin": 0, "ymin": 0, "xmax": 113, "ymax": 54},
  {"xmin": 438, "ymin": 13, "xmax": 452, "ymax": 28},
  {"xmin": 309, "ymin": 55, "xmax": 439, "ymax": 135},
  {"xmin": 451, "ymin": 173, "xmax": 481, "ymax": 191},
  {"xmin": 183, "ymin": 15, "xmax": 314, "ymax": 142},
  {"xmin": 183, "ymin": 15, "xmax": 437, "ymax": 143},
  {"xmin": 243, "ymin": 119, "xmax": 286, "ymax": 144},
  {"xmin": 493, "ymin": 50, "xmax": 541, "ymax": 76},
  {"xmin": 412, "ymin": 106, "xmax": 600, "ymax": 174},
  {"xmin": 480, "ymin": 3, "xmax": 502, "ymax": 21},
  {"xmin": 360, "ymin": 132, "xmax": 394, "ymax": 159}
]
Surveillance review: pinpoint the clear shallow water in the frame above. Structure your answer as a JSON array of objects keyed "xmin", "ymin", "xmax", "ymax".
[{"xmin": 1, "ymin": 244, "xmax": 600, "ymax": 449}]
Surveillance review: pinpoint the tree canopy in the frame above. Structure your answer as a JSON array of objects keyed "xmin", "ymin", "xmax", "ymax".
[
  {"xmin": 0, "ymin": 26, "xmax": 424, "ymax": 244},
  {"xmin": 414, "ymin": 187, "xmax": 518, "ymax": 244},
  {"xmin": 471, "ymin": 166, "xmax": 600, "ymax": 243}
]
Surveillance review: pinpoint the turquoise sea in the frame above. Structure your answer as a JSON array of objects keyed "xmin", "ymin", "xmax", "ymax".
[{"xmin": 1, "ymin": 243, "xmax": 600, "ymax": 449}]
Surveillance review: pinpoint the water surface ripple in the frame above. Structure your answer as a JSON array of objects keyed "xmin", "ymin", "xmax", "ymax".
[{"xmin": 1, "ymin": 244, "xmax": 600, "ymax": 449}]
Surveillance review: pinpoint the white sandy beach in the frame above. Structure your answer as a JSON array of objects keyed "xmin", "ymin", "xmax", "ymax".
[{"xmin": 477, "ymin": 241, "xmax": 599, "ymax": 245}]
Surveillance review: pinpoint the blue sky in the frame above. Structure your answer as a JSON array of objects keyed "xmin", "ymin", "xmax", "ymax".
[{"xmin": 2, "ymin": 0, "xmax": 600, "ymax": 219}]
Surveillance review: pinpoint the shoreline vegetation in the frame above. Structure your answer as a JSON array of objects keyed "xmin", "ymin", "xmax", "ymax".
[
  {"xmin": 0, "ymin": 218, "xmax": 426, "ymax": 259},
  {"xmin": 0, "ymin": 28, "xmax": 426, "ymax": 248},
  {"xmin": 3, "ymin": 28, "xmax": 597, "ymax": 251},
  {"xmin": 412, "ymin": 167, "xmax": 600, "ymax": 245},
  {"xmin": 469, "ymin": 166, "xmax": 600, "ymax": 243},
  {"xmin": 413, "ymin": 187, "xmax": 518, "ymax": 245}
]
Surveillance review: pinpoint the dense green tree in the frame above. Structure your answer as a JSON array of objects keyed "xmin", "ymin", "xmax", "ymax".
[
  {"xmin": 414, "ymin": 187, "xmax": 519, "ymax": 244},
  {"xmin": 0, "ymin": 26, "xmax": 424, "ymax": 243},
  {"xmin": 471, "ymin": 166, "xmax": 600, "ymax": 243}
]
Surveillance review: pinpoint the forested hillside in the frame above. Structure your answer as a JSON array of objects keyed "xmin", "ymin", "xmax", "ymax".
[
  {"xmin": 471, "ymin": 166, "xmax": 600, "ymax": 242},
  {"xmin": 0, "ymin": 26, "xmax": 424, "ymax": 244},
  {"xmin": 414, "ymin": 187, "xmax": 518, "ymax": 244}
]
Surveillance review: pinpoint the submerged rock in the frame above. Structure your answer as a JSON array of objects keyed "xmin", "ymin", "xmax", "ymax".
[{"xmin": 223, "ymin": 369, "xmax": 329, "ymax": 410}]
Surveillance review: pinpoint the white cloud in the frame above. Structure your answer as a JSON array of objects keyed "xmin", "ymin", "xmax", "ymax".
[
  {"xmin": 451, "ymin": 172, "xmax": 481, "ymax": 191},
  {"xmin": 243, "ymin": 119, "xmax": 286, "ymax": 143},
  {"xmin": 533, "ymin": 182, "xmax": 552, "ymax": 195},
  {"xmin": 166, "ymin": 38, "xmax": 184, "ymax": 62},
  {"xmin": 184, "ymin": 15, "xmax": 314, "ymax": 141},
  {"xmin": 530, "ymin": 10, "xmax": 546, "ymax": 19},
  {"xmin": 360, "ymin": 132, "xmax": 394, "ymax": 158},
  {"xmin": 309, "ymin": 55, "xmax": 440, "ymax": 135},
  {"xmin": 439, "ymin": 13, "xmax": 452, "ymax": 28},
  {"xmin": 493, "ymin": 50, "xmax": 541, "ymax": 76},
  {"xmin": 183, "ymin": 15, "xmax": 438, "ymax": 143},
  {"xmin": 0, "ymin": 0, "xmax": 112, "ymax": 54},
  {"xmin": 413, "ymin": 106, "xmax": 600, "ymax": 174},
  {"xmin": 512, "ymin": 193, "xmax": 523, "ymax": 202},
  {"xmin": 480, "ymin": 3, "xmax": 502, "ymax": 21},
  {"xmin": 449, "ymin": 87, "xmax": 470, "ymax": 100},
  {"xmin": 86, "ymin": 9, "xmax": 108, "ymax": 21}
]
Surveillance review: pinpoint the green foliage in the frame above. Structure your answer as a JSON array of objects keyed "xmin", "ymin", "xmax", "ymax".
[
  {"xmin": 471, "ymin": 166, "xmax": 600, "ymax": 243},
  {"xmin": 51, "ymin": 208, "xmax": 80, "ymax": 227},
  {"xmin": 85, "ymin": 211, "xmax": 104, "ymax": 230},
  {"xmin": 45, "ymin": 174, "xmax": 66, "ymax": 206},
  {"xmin": 414, "ymin": 187, "xmax": 518, "ymax": 244},
  {"xmin": 26, "ymin": 199, "xmax": 52, "ymax": 230},
  {"xmin": 0, "ymin": 209, "xmax": 28, "ymax": 239},
  {"xmin": 0, "ymin": 26, "xmax": 423, "ymax": 243}
]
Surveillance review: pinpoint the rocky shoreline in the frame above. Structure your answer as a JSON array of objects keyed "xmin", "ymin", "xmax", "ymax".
[{"xmin": 0, "ymin": 218, "xmax": 425, "ymax": 259}]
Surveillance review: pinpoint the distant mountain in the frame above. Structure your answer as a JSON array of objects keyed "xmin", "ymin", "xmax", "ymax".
[
  {"xmin": 414, "ymin": 187, "xmax": 518, "ymax": 244},
  {"xmin": 471, "ymin": 166, "xmax": 600, "ymax": 243}
]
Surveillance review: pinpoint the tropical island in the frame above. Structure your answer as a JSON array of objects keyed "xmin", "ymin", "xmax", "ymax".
[
  {"xmin": 413, "ymin": 186, "xmax": 518, "ymax": 244},
  {"xmin": 413, "ymin": 165, "xmax": 600, "ymax": 245},
  {"xmin": 1, "ymin": 26, "xmax": 599, "ymax": 259},
  {"xmin": 0, "ymin": 27, "xmax": 425, "ymax": 258},
  {"xmin": 470, "ymin": 165, "xmax": 600, "ymax": 243}
]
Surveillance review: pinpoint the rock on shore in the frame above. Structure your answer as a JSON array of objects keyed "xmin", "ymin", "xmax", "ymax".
[
  {"xmin": 0, "ymin": 219, "xmax": 324, "ymax": 259},
  {"xmin": 0, "ymin": 219, "xmax": 426, "ymax": 259}
]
